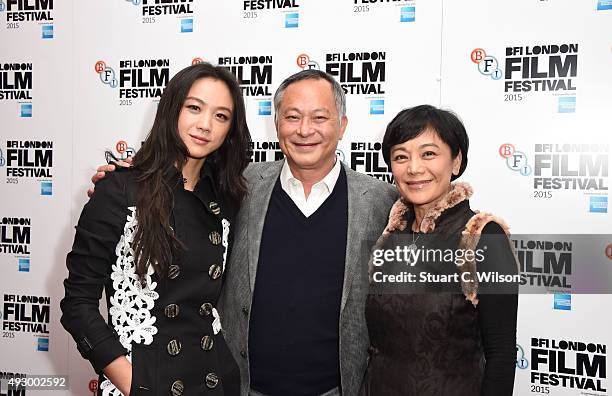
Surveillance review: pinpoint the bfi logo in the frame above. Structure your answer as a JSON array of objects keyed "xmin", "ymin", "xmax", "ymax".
[
  {"xmin": 296, "ymin": 54, "xmax": 320, "ymax": 70},
  {"xmin": 95, "ymin": 60, "xmax": 118, "ymax": 88},
  {"xmin": 471, "ymin": 48, "xmax": 502, "ymax": 80},
  {"xmin": 115, "ymin": 140, "xmax": 135, "ymax": 160},
  {"xmin": 499, "ymin": 143, "xmax": 532, "ymax": 176}
]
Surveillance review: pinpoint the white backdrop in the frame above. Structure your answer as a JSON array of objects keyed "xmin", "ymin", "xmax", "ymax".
[{"xmin": 1, "ymin": 1, "xmax": 610, "ymax": 395}]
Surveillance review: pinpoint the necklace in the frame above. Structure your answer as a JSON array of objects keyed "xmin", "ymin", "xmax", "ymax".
[
  {"xmin": 407, "ymin": 233, "xmax": 420, "ymax": 252},
  {"xmin": 407, "ymin": 217, "xmax": 425, "ymax": 251}
]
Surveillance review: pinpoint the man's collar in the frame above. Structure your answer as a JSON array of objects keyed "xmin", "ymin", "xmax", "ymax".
[{"xmin": 280, "ymin": 157, "xmax": 341, "ymax": 192}]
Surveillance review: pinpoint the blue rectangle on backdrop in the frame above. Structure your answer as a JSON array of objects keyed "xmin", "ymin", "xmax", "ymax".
[
  {"xmin": 370, "ymin": 99, "xmax": 385, "ymax": 115},
  {"xmin": 19, "ymin": 258, "xmax": 30, "ymax": 272},
  {"xmin": 42, "ymin": 25, "xmax": 53, "ymax": 39},
  {"xmin": 597, "ymin": 0, "xmax": 612, "ymax": 10},
  {"xmin": 285, "ymin": 13, "xmax": 299, "ymax": 28},
  {"xmin": 258, "ymin": 101, "xmax": 272, "ymax": 116},
  {"xmin": 401, "ymin": 7, "xmax": 416, "ymax": 22},
  {"xmin": 589, "ymin": 196, "xmax": 608, "ymax": 213},
  {"xmin": 558, "ymin": 96, "xmax": 576, "ymax": 113},
  {"xmin": 38, "ymin": 338, "xmax": 49, "ymax": 352},
  {"xmin": 554, "ymin": 293, "xmax": 571, "ymax": 310},
  {"xmin": 21, "ymin": 104, "xmax": 32, "ymax": 118},
  {"xmin": 181, "ymin": 19, "xmax": 193, "ymax": 33},
  {"xmin": 41, "ymin": 181, "xmax": 52, "ymax": 196}
]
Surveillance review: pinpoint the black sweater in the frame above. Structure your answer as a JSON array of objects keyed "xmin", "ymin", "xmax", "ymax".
[{"xmin": 249, "ymin": 168, "xmax": 348, "ymax": 396}]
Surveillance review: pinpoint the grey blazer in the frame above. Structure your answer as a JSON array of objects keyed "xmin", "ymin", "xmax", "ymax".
[{"xmin": 218, "ymin": 160, "xmax": 397, "ymax": 396}]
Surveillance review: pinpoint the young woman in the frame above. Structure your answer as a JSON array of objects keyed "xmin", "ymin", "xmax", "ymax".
[
  {"xmin": 362, "ymin": 105, "xmax": 518, "ymax": 396},
  {"xmin": 61, "ymin": 63, "xmax": 251, "ymax": 396}
]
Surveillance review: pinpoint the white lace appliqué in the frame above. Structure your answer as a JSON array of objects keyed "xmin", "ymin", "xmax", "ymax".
[
  {"xmin": 221, "ymin": 218, "xmax": 230, "ymax": 273},
  {"xmin": 100, "ymin": 207, "xmax": 159, "ymax": 396},
  {"xmin": 212, "ymin": 307, "xmax": 222, "ymax": 335},
  {"xmin": 210, "ymin": 218, "xmax": 230, "ymax": 337}
]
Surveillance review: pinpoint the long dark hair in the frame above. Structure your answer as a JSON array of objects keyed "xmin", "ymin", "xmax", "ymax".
[{"xmin": 131, "ymin": 62, "xmax": 251, "ymax": 278}]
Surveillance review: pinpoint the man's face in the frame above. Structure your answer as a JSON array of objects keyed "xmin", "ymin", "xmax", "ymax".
[{"xmin": 276, "ymin": 78, "xmax": 347, "ymax": 173}]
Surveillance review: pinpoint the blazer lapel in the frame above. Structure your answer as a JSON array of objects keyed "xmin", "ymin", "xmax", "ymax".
[
  {"xmin": 247, "ymin": 160, "xmax": 284, "ymax": 291},
  {"xmin": 340, "ymin": 165, "xmax": 370, "ymax": 312}
]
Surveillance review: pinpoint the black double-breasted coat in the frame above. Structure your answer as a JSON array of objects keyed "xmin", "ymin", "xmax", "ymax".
[{"xmin": 61, "ymin": 167, "xmax": 240, "ymax": 396}]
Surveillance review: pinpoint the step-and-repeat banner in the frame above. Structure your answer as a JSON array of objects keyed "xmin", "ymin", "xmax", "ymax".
[{"xmin": 1, "ymin": 1, "xmax": 610, "ymax": 395}]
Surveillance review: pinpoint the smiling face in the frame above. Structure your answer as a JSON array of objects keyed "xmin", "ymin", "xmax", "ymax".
[
  {"xmin": 276, "ymin": 78, "xmax": 347, "ymax": 175},
  {"xmin": 390, "ymin": 128, "xmax": 462, "ymax": 209},
  {"xmin": 177, "ymin": 77, "xmax": 234, "ymax": 161}
]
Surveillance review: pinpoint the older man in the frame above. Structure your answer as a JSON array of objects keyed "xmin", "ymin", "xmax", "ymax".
[
  {"xmin": 91, "ymin": 69, "xmax": 396, "ymax": 395},
  {"xmin": 220, "ymin": 70, "xmax": 395, "ymax": 396}
]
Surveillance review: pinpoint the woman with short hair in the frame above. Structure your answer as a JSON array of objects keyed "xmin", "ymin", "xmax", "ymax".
[{"xmin": 361, "ymin": 105, "xmax": 518, "ymax": 396}]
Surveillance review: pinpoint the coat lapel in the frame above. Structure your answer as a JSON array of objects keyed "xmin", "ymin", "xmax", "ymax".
[
  {"xmin": 247, "ymin": 161, "xmax": 284, "ymax": 291},
  {"xmin": 340, "ymin": 165, "xmax": 370, "ymax": 313}
]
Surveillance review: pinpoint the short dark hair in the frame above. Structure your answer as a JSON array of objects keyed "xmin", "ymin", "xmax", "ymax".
[
  {"xmin": 382, "ymin": 105, "xmax": 469, "ymax": 180},
  {"xmin": 273, "ymin": 69, "xmax": 346, "ymax": 118}
]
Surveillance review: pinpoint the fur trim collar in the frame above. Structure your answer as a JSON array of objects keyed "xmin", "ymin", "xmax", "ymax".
[
  {"xmin": 383, "ymin": 182, "xmax": 473, "ymax": 235},
  {"xmin": 458, "ymin": 212, "xmax": 513, "ymax": 306},
  {"xmin": 373, "ymin": 182, "xmax": 515, "ymax": 307}
]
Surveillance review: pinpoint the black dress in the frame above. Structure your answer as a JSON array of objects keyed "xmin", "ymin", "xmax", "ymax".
[
  {"xmin": 361, "ymin": 184, "xmax": 518, "ymax": 396},
  {"xmin": 60, "ymin": 167, "xmax": 240, "ymax": 396}
]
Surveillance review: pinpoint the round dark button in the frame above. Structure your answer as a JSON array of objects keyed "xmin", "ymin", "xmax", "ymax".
[
  {"xmin": 241, "ymin": 306, "xmax": 249, "ymax": 316},
  {"xmin": 209, "ymin": 231, "xmax": 222, "ymax": 245},
  {"xmin": 208, "ymin": 264, "xmax": 222, "ymax": 280},
  {"xmin": 164, "ymin": 304, "xmax": 180, "ymax": 318},
  {"xmin": 240, "ymin": 350, "xmax": 247, "ymax": 359},
  {"xmin": 167, "ymin": 339, "xmax": 182, "ymax": 356},
  {"xmin": 209, "ymin": 202, "xmax": 221, "ymax": 215},
  {"xmin": 201, "ymin": 335, "xmax": 214, "ymax": 351},
  {"xmin": 168, "ymin": 265, "xmax": 180, "ymax": 279},
  {"xmin": 205, "ymin": 373, "xmax": 219, "ymax": 389},
  {"xmin": 199, "ymin": 302, "xmax": 213, "ymax": 317},
  {"xmin": 170, "ymin": 380, "xmax": 184, "ymax": 396}
]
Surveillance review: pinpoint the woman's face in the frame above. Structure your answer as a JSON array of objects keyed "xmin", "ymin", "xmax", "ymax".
[
  {"xmin": 390, "ymin": 128, "xmax": 462, "ymax": 207},
  {"xmin": 177, "ymin": 77, "xmax": 234, "ymax": 160}
]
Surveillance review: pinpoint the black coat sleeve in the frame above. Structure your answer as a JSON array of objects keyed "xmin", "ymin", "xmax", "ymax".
[
  {"xmin": 60, "ymin": 172, "xmax": 130, "ymax": 374},
  {"xmin": 476, "ymin": 221, "xmax": 519, "ymax": 396}
]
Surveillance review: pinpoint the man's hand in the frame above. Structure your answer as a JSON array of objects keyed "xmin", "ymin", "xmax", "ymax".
[{"xmin": 87, "ymin": 158, "xmax": 132, "ymax": 197}]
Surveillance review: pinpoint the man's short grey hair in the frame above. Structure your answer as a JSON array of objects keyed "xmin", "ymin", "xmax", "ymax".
[{"xmin": 273, "ymin": 69, "xmax": 346, "ymax": 119}]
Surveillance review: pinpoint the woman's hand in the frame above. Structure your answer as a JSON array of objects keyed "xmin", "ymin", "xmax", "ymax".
[{"xmin": 103, "ymin": 356, "xmax": 133, "ymax": 395}]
